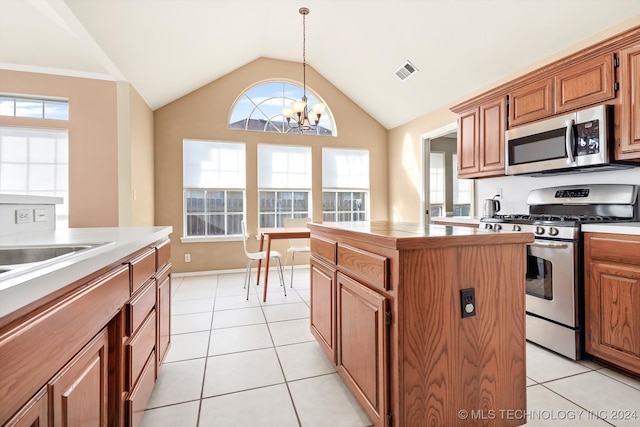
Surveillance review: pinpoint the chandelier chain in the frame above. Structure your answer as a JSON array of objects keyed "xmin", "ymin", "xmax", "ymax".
[{"xmin": 302, "ymin": 9, "xmax": 307, "ymax": 98}]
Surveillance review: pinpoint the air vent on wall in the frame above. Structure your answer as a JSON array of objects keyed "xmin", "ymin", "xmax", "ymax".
[{"xmin": 395, "ymin": 60, "xmax": 418, "ymax": 81}]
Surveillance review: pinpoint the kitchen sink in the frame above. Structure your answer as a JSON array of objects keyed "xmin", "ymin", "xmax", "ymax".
[{"xmin": 0, "ymin": 243, "xmax": 108, "ymax": 267}]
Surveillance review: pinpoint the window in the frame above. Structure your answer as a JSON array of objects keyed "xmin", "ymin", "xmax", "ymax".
[
  {"xmin": 0, "ymin": 127, "xmax": 69, "ymax": 227},
  {"xmin": 229, "ymin": 81, "xmax": 335, "ymax": 136},
  {"xmin": 183, "ymin": 140, "xmax": 245, "ymax": 239},
  {"xmin": 322, "ymin": 148, "xmax": 369, "ymax": 222},
  {"xmin": 452, "ymin": 154, "xmax": 473, "ymax": 216},
  {"xmin": 0, "ymin": 95, "xmax": 69, "ymax": 120},
  {"xmin": 429, "ymin": 152, "xmax": 445, "ymax": 217},
  {"xmin": 258, "ymin": 144, "xmax": 312, "ymax": 227}
]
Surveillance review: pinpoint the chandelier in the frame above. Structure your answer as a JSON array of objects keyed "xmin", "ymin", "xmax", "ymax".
[{"xmin": 282, "ymin": 7, "xmax": 326, "ymax": 132}]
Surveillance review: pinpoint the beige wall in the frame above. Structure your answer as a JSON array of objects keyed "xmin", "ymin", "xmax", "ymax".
[
  {"xmin": 0, "ymin": 70, "xmax": 155, "ymax": 228},
  {"xmin": 154, "ymin": 57, "xmax": 387, "ymax": 273},
  {"xmin": 387, "ymin": 17, "xmax": 640, "ymax": 224}
]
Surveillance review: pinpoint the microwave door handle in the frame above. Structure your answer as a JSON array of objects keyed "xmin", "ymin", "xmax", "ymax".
[{"xmin": 565, "ymin": 119, "xmax": 575, "ymax": 164}]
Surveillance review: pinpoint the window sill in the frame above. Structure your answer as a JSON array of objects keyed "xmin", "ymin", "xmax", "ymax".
[{"xmin": 180, "ymin": 236, "xmax": 243, "ymax": 243}]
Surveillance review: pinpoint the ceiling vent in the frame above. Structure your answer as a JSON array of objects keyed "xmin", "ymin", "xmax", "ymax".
[{"xmin": 395, "ymin": 60, "xmax": 418, "ymax": 81}]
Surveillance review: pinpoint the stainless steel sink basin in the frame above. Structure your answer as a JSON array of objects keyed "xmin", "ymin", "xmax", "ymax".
[{"xmin": 0, "ymin": 244, "xmax": 103, "ymax": 266}]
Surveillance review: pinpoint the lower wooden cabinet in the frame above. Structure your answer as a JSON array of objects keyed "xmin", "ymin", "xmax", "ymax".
[
  {"xmin": 337, "ymin": 272, "xmax": 389, "ymax": 427},
  {"xmin": 310, "ymin": 257, "xmax": 337, "ymax": 363},
  {"xmin": 157, "ymin": 265, "xmax": 172, "ymax": 368},
  {"xmin": 0, "ymin": 238, "xmax": 172, "ymax": 427},
  {"xmin": 585, "ymin": 233, "xmax": 640, "ymax": 375},
  {"xmin": 4, "ymin": 387, "xmax": 48, "ymax": 427},
  {"xmin": 49, "ymin": 328, "xmax": 109, "ymax": 427}
]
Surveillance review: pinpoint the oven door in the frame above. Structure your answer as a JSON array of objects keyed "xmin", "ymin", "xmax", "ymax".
[{"xmin": 525, "ymin": 238, "xmax": 579, "ymax": 328}]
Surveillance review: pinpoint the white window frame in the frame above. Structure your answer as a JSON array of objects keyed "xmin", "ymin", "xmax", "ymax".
[
  {"xmin": 258, "ymin": 144, "xmax": 312, "ymax": 227},
  {"xmin": 0, "ymin": 126, "xmax": 69, "ymax": 228},
  {"xmin": 322, "ymin": 148, "xmax": 370, "ymax": 223},
  {"xmin": 181, "ymin": 140, "xmax": 246, "ymax": 242}
]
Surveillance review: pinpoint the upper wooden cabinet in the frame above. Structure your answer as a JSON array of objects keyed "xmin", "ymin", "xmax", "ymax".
[
  {"xmin": 508, "ymin": 77, "xmax": 554, "ymax": 126},
  {"xmin": 618, "ymin": 44, "xmax": 640, "ymax": 159},
  {"xmin": 554, "ymin": 54, "xmax": 615, "ymax": 113},
  {"xmin": 457, "ymin": 96, "xmax": 507, "ymax": 178}
]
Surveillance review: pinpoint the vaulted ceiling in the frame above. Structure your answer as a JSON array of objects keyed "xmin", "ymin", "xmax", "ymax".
[{"xmin": 1, "ymin": 0, "xmax": 638, "ymax": 129}]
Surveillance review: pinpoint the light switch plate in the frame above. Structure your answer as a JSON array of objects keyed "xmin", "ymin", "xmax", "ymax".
[{"xmin": 34, "ymin": 209, "xmax": 47, "ymax": 222}]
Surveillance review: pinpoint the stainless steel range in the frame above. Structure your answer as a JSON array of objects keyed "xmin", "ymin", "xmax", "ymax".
[{"xmin": 481, "ymin": 184, "xmax": 639, "ymax": 360}]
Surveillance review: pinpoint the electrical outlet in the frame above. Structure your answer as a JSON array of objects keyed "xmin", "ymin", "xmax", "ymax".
[
  {"xmin": 15, "ymin": 209, "xmax": 33, "ymax": 224},
  {"xmin": 460, "ymin": 288, "xmax": 476, "ymax": 318},
  {"xmin": 185, "ymin": 253, "xmax": 191, "ymax": 263},
  {"xmin": 496, "ymin": 188, "xmax": 503, "ymax": 199}
]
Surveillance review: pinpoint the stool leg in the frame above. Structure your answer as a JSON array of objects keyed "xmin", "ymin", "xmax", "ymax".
[{"xmin": 290, "ymin": 252, "xmax": 297, "ymax": 288}]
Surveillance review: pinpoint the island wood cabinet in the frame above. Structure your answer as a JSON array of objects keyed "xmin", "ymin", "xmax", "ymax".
[
  {"xmin": 456, "ymin": 96, "xmax": 507, "ymax": 178},
  {"xmin": 309, "ymin": 222, "xmax": 532, "ymax": 427},
  {"xmin": 618, "ymin": 44, "xmax": 640, "ymax": 160},
  {"xmin": 0, "ymin": 238, "xmax": 171, "ymax": 427},
  {"xmin": 584, "ymin": 233, "xmax": 640, "ymax": 376}
]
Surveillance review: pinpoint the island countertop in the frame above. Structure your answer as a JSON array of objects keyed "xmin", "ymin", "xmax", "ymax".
[
  {"xmin": 308, "ymin": 221, "xmax": 533, "ymax": 249},
  {"xmin": 0, "ymin": 226, "xmax": 172, "ymax": 319}
]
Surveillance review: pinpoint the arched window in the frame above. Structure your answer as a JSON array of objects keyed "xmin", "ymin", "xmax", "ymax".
[{"xmin": 229, "ymin": 81, "xmax": 335, "ymax": 136}]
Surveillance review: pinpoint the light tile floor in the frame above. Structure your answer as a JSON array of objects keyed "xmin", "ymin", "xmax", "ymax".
[{"xmin": 141, "ymin": 266, "xmax": 640, "ymax": 427}]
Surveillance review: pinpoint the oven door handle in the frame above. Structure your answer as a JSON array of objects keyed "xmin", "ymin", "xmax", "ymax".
[{"xmin": 530, "ymin": 241, "xmax": 570, "ymax": 249}]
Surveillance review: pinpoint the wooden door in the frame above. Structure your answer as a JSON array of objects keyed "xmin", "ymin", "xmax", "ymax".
[
  {"xmin": 554, "ymin": 54, "xmax": 615, "ymax": 113},
  {"xmin": 618, "ymin": 44, "xmax": 640, "ymax": 160},
  {"xmin": 457, "ymin": 108, "xmax": 479, "ymax": 177},
  {"xmin": 479, "ymin": 97, "xmax": 507, "ymax": 174},
  {"xmin": 337, "ymin": 272, "xmax": 388, "ymax": 427},
  {"xmin": 508, "ymin": 77, "xmax": 554, "ymax": 126},
  {"xmin": 586, "ymin": 261, "xmax": 640, "ymax": 375},
  {"xmin": 310, "ymin": 257, "xmax": 337, "ymax": 363},
  {"xmin": 49, "ymin": 328, "xmax": 109, "ymax": 427}
]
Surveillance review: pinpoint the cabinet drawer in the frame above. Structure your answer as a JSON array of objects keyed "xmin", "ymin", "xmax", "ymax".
[
  {"xmin": 156, "ymin": 239, "xmax": 171, "ymax": 270},
  {"xmin": 337, "ymin": 244, "xmax": 389, "ymax": 291},
  {"xmin": 586, "ymin": 234, "xmax": 640, "ymax": 265},
  {"xmin": 125, "ymin": 310, "xmax": 156, "ymax": 391},
  {"xmin": 311, "ymin": 236, "xmax": 337, "ymax": 264},
  {"xmin": 129, "ymin": 248, "xmax": 156, "ymax": 294},
  {"xmin": 126, "ymin": 279, "xmax": 156, "ymax": 336},
  {"xmin": 125, "ymin": 350, "xmax": 156, "ymax": 427}
]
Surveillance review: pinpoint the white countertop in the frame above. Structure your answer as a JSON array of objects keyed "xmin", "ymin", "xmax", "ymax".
[
  {"xmin": 0, "ymin": 226, "xmax": 172, "ymax": 319},
  {"xmin": 431, "ymin": 216, "xmax": 482, "ymax": 225},
  {"xmin": 0, "ymin": 194, "xmax": 63, "ymax": 205},
  {"xmin": 581, "ymin": 222, "xmax": 640, "ymax": 235}
]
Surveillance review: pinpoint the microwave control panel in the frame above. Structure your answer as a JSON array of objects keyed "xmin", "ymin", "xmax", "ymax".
[{"xmin": 576, "ymin": 119, "xmax": 600, "ymax": 156}]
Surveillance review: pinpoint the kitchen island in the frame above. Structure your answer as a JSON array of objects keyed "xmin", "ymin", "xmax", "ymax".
[
  {"xmin": 308, "ymin": 221, "xmax": 533, "ymax": 427},
  {"xmin": 0, "ymin": 226, "xmax": 172, "ymax": 426}
]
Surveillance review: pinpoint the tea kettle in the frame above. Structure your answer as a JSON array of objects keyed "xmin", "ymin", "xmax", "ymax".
[{"xmin": 482, "ymin": 195, "xmax": 501, "ymax": 218}]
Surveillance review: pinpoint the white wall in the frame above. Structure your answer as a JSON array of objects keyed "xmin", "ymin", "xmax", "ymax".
[{"xmin": 476, "ymin": 168, "xmax": 640, "ymax": 215}]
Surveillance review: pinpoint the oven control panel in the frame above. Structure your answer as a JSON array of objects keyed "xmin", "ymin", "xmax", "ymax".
[{"xmin": 555, "ymin": 189, "xmax": 590, "ymax": 198}]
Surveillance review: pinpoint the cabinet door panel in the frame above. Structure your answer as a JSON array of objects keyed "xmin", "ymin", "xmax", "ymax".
[
  {"xmin": 480, "ymin": 97, "xmax": 506, "ymax": 173},
  {"xmin": 49, "ymin": 328, "xmax": 109, "ymax": 427},
  {"xmin": 310, "ymin": 258, "xmax": 336, "ymax": 362},
  {"xmin": 509, "ymin": 77, "xmax": 554, "ymax": 126},
  {"xmin": 619, "ymin": 44, "xmax": 640, "ymax": 159},
  {"xmin": 555, "ymin": 54, "xmax": 615, "ymax": 113},
  {"xmin": 157, "ymin": 266, "xmax": 172, "ymax": 368},
  {"xmin": 337, "ymin": 272, "xmax": 388, "ymax": 427},
  {"xmin": 4, "ymin": 387, "xmax": 48, "ymax": 427},
  {"xmin": 457, "ymin": 108, "xmax": 479, "ymax": 177},
  {"xmin": 586, "ymin": 261, "xmax": 640, "ymax": 374}
]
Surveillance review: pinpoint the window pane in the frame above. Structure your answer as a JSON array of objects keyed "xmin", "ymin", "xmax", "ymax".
[
  {"xmin": 44, "ymin": 101, "xmax": 69, "ymax": 120},
  {"xmin": 228, "ymin": 191, "xmax": 244, "ymax": 212},
  {"xmin": 230, "ymin": 81, "xmax": 334, "ymax": 136},
  {"xmin": 293, "ymin": 192, "xmax": 309, "ymax": 212},
  {"xmin": 258, "ymin": 144, "xmax": 311, "ymax": 189},
  {"xmin": 430, "ymin": 152, "xmax": 445, "ymax": 205},
  {"xmin": 207, "ymin": 191, "xmax": 225, "ymax": 212},
  {"xmin": 0, "ymin": 97, "xmax": 14, "ymax": 116},
  {"xmin": 183, "ymin": 140, "xmax": 245, "ymax": 188},
  {"xmin": 15, "ymin": 99, "xmax": 43, "ymax": 118},
  {"xmin": 186, "ymin": 190, "xmax": 205, "ymax": 213},
  {"xmin": 260, "ymin": 191, "xmax": 276, "ymax": 212},
  {"xmin": 187, "ymin": 215, "xmax": 207, "ymax": 235},
  {"xmin": 323, "ymin": 192, "xmax": 336, "ymax": 211},
  {"xmin": 322, "ymin": 148, "xmax": 369, "ymax": 189},
  {"xmin": 30, "ymin": 137, "xmax": 56, "ymax": 163},
  {"xmin": 206, "ymin": 215, "xmax": 225, "ymax": 235}
]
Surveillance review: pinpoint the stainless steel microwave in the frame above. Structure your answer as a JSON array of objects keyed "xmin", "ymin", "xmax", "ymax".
[{"xmin": 505, "ymin": 105, "xmax": 624, "ymax": 175}]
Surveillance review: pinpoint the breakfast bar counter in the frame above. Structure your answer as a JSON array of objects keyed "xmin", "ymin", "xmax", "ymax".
[{"xmin": 308, "ymin": 221, "xmax": 533, "ymax": 427}]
